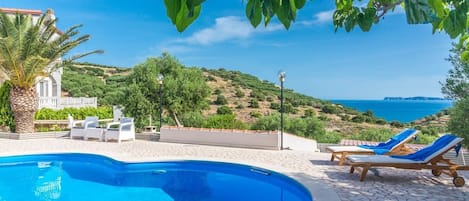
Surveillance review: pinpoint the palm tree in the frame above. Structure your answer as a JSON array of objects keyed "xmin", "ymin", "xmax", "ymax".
[{"xmin": 0, "ymin": 11, "xmax": 101, "ymax": 133}]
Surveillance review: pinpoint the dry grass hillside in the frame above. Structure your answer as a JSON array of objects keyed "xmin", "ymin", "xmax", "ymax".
[
  {"xmin": 62, "ymin": 63, "xmax": 448, "ymax": 135},
  {"xmin": 200, "ymin": 68, "xmax": 400, "ymax": 134}
]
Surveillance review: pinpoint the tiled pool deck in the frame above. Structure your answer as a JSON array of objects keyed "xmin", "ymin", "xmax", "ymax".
[{"xmin": 0, "ymin": 138, "xmax": 468, "ymax": 201}]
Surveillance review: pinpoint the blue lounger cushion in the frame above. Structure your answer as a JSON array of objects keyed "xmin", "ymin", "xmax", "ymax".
[
  {"xmin": 391, "ymin": 134, "xmax": 458, "ymax": 161},
  {"xmin": 358, "ymin": 129, "xmax": 417, "ymax": 155}
]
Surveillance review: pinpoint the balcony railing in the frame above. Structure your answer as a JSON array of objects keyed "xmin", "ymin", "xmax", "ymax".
[{"xmin": 38, "ymin": 97, "xmax": 97, "ymax": 109}]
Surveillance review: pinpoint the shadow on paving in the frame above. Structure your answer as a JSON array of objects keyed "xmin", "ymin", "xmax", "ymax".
[
  {"xmin": 309, "ymin": 159, "xmax": 336, "ymax": 166},
  {"xmin": 307, "ymin": 160, "xmax": 469, "ymax": 200}
]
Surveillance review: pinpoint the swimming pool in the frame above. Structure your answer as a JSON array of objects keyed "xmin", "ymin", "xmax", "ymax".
[{"xmin": 0, "ymin": 153, "xmax": 312, "ymax": 201}]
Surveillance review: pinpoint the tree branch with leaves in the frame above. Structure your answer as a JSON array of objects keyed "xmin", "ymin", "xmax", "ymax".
[{"xmin": 164, "ymin": 0, "xmax": 469, "ymax": 62}]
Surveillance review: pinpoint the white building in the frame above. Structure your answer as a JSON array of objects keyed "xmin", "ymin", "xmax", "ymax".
[{"xmin": 0, "ymin": 8, "xmax": 97, "ymax": 109}]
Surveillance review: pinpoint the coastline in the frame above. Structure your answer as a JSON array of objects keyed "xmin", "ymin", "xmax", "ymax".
[{"xmin": 330, "ymin": 99, "xmax": 453, "ymax": 123}]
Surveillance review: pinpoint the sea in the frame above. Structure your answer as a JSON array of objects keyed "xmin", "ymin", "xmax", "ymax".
[{"xmin": 330, "ymin": 100, "xmax": 454, "ymax": 123}]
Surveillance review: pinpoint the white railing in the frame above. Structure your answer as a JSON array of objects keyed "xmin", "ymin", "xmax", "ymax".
[{"xmin": 38, "ymin": 97, "xmax": 97, "ymax": 109}]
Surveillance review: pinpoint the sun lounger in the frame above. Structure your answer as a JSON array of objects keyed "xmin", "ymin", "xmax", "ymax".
[
  {"xmin": 327, "ymin": 129, "xmax": 419, "ymax": 165},
  {"xmin": 346, "ymin": 134, "xmax": 469, "ymax": 187}
]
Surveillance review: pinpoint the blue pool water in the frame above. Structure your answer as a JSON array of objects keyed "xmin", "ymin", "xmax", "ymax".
[
  {"xmin": 0, "ymin": 153, "xmax": 312, "ymax": 201},
  {"xmin": 330, "ymin": 100, "xmax": 453, "ymax": 123}
]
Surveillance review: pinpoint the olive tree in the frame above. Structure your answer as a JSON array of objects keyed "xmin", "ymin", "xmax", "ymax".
[
  {"xmin": 447, "ymin": 98, "xmax": 469, "ymax": 147},
  {"xmin": 122, "ymin": 53, "xmax": 210, "ymax": 128}
]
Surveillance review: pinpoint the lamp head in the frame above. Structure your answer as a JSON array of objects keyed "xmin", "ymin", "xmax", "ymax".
[
  {"xmin": 278, "ymin": 71, "xmax": 286, "ymax": 82},
  {"xmin": 157, "ymin": 74, "xmax": 164, "ymax": 84}
]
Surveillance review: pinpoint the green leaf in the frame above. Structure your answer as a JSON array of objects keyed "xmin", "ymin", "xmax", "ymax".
[
  {"xmin": 289, "ymin": 0, "xmax": 298, "ymax": 21},
  {"xmin": 357, "ymin": 7, "xmax": 376, "ymax": 32},
  {"xmin": 335, "ymin": 0, "xmax": 353, "ymax": 10},
  {"xmin": 246, "ymin": 0, "xmax": 262, "ymax": 27},
  {"xmin": 175, "ymin": 0, "xmax": 202, "ymax": 32},
  {"xmin": 294, "ymin": 0, "xmax": 306, "ymax": 9},
  {"xmin": 344, "ymin": 8, "xmax": 359, "ymax": 32},
  {"xmin": 431, "ymin": 18, "xmax": 444, "ymax": 33},
  {"xmin": 186, "ymin": 0, "xmax": 205, "ymax": 7},
  {"xmin": 165, "ymin": 0, "xmax": 205, "ymax": 32},
  {"xmin": 443, "ymin": 10, "xmax": 466, "ymax": 39},
  {"xmin": 404, "ymin": 0, "xmax": 436, "ymax": 24},
  {"xmin": 164, "ymin": 0, "xmax": 182, "ymax": 25},
  {"xmin": 428, "ymin": 0, "xmax": 447, "ymax": 18},
  {"xmin": 273, "ymin": 0, "xmax": 292, "ymax": 29},
  {"xmin": 462, "ymin": 51, "xmax": 469, "ymax": 63},
  {"xmin": 262, "ymin": 0, "xmax": 275, "ymax": 26}
]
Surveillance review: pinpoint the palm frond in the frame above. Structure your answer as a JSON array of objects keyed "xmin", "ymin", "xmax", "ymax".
[
  {"xmin": 65, "ymin": 50, "xmax": 104, "ymax": 62},
  {"xmin": 0, "ymin": 11, "xmax": 99, "ymax": 88}
]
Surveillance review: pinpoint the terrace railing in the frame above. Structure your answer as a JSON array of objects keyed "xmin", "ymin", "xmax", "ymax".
[{"xmin": 38, "ymin": 97, "xmax": 97, "ymax": 109}]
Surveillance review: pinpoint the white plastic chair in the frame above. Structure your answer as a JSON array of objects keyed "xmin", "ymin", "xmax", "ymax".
[
  {"xmin": 69, "ymin": 116, "xmax": 99, "ymax": 140},
  {"xmin": 104, "ymin": 117, "xmax": 135, "ymax": 143}
]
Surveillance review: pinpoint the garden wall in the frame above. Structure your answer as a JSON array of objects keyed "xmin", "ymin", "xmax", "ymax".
[{"xmin": 160, "ymin": 126, "xmax": 280, "ymax": 150}]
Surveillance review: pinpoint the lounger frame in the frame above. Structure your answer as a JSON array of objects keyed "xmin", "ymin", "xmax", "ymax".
[
  {"xmin": 347, "ymin": 143, "xmax": 469, "ymax": 187},
  {"xmin": 327, "ymin": 136, "xmax": 416, "ymax": 166}
]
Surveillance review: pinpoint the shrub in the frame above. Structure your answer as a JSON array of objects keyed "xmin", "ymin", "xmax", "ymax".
[
  {"xmin": 250, "ymin": 111, "xmax": 262, "ymax": 118},
  {"xmin": 213, "ymin": 89, "xmax": 222, "ymax": 95},
  {"xmin": 251, "ymin": 115, "xmax": 280, "ymax": 131},
  {"xmin": 413, "ymin": 134, "xmax": 438, "ymax": 144},
  {"xmin": 217, "ymin": 106, "xmax": 233, "ymax": 115},
  {"xmin": 180, "ymin": 112, "xmax": 204, "ymax": 127},
  {"xmin": 340, "ymin": 114, "xmax": 350, "ymax": 121},
  {"xmin": 283, "ymin": 103, "xmax": 297, "ymax": 114},
  {"xmin": 203, "ymin": 114, "xmax": 248, "ymax": 129},
  {"xmin": 0, "ymin": 82, "xmax": 15, "ymax": 132},
  {"xmin": 351, "ymin": 115, "xmax": 365, "ymax": 123},
  {"xmin": 318, "ymin": 115, "xmax": 329, "ymax": 121},
  {"xmin": 249, "ymin": 99, "xmax": 259, "ymax": 108},
  {"xmin": 363, "ymin": 110, "xmax": 374, "ymax": 117},
  {"xmin": 303, "ymin": 109, "xmax": 316, "ymax": 118},
  {"xmin": 322, "ymin": 104, "xmax": 338, "ymax": 114},
  {"xmin": 270, "ymin": 102, "xmax": 280, "ymax": 110},
  {"xmin": 236, "ymin": 104, "xmax": 244, "ymax": 109},
  {"xmin": 348, "ymin": 128, "xmax": 394, "ymax": 142},
  {"xmin": 250, "ymin": 90, "xmax": 265, "ymax": 101},
  {"xmin": 420, "ymin": 126, "xmax": 440, "ymax": 136},
  {"xmin": 390, "ymin": 121, "xmax": 404, "ymax": 128},
  {"xmin": 214, "ymin": 95, "xmax": 228, "ymax": 105},
  {"xmin": 35, "ymin": 107, "xmax": 113, "ymax": 120},
  {"xmin": 268, "ymin": 116, "xmax": 327, "ymax": 140},
  {"xmin": 235, "ymin": 89, "xmax": 245, "ymax": 98},
  {"xmin": 266, "ymin": 96, "xmax": 273, "ymax": 102},
  {"xmin": 374, "ymin": 118, "xmax": 387, "ymax": 125},
  {"xmin": 315, "ymin": 131, "xmax": 342, "ymax": 143}
]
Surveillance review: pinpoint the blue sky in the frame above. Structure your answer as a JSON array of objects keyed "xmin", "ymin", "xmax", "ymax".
[{"xmin": 2, "ymin": 0, "xmax": 455, "ymax": 99}]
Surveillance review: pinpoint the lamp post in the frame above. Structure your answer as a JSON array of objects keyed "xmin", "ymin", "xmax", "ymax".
[
  {"xmin": 278, "ymin": 71, "xmax": 286, "ymax": 150},
  {"xmin": 157, "ymin": 74, "xmax": 164, "ymax": 132}
]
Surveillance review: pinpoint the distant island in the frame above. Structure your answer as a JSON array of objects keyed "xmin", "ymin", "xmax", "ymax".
[{"xmin": 384, "ymin": 96, "xmax": 451, "ymax": 101}]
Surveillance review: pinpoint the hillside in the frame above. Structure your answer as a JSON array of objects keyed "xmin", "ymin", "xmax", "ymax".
[
  {"xmin": 62, "ymin": 63, "xmax": 409, "ymax": 135},
  {"xmin": 61, "ymin": 62, "xmax": 130, "ymax": 105}
]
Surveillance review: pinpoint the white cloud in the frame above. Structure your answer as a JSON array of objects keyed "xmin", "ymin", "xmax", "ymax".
[
  {"xmin": 158, "ymin": 44, "xmax": 194, "ymax": 54},
  {"xmin": 315, "ymin": 10, "xmax": 334, "ymax": 24},
  {"xmin": 297, "ymin": 9, "xmax": 334, "ymax": 26},
  {"xmin": 153, "ymin": 16, "xmax": 285, "ymax": 55},
  {"xmin": 185, "ymin": 16, "xmax": 283, "ymax": 45}
]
